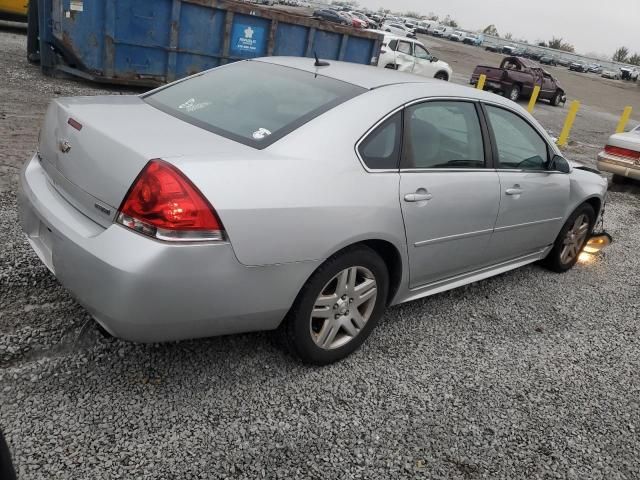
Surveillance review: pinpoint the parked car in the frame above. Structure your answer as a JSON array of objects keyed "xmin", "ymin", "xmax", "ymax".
[
  {"xmin": 598, "ymin": 125, "xmax": 640, "ymax": 182},
  {"xmin": 378, "ymin": 34, "xmax": 452, "ymax": 81},
  {"xmin": 449, "ymin": 30, "xmax": 465, "ymax": 42},
  {"xmin": 601, "ymin": 69, "xmax": 621, "ymax": 80},
  {"xmin": 620, "ymin": 67, "xmax": 639, "ymax": 81},
  {"xmin": 511, "ymin": 48, "xmax": 530, "ymax": 58},
  {"xmin": 462, "ymin": 33, "xmax": 483, "ymax": 46},
  {"xmin": 431, "ymin": 25, "xmax": 453, "ymax": 38},
  {"xmin": 313, "ymin": 9, "xmax": 349, "ymax": 25},
  {"xmin": 19, "ymin": 57, "xmax": 610, "ymax": 364},
  {"xmin": 540, "ymin": 56, "xmax": 558, "ymax": 66},
  {"xmin": 0, "ymin": 0, "xmax": 27, "ymax": 21},
  {"xmin": 587, "ymin": 64, "xmax": 603, "ymax": 74},
  {"xmin": 502, "ymin": 45, "xmax": 517, "ymax": 55},
  {"xmin": 341, "ymin": 12, "xmax": 366, "ymax": 29},
  {"xmin": 382, "ymin": 22, "xmax": 416, "ymax": 39},
  {"xmin": 470, "ymin": 56, "xmax": 566, "ymax": 106},
  {"xmin": 525, "ymin": 51, "xmax": 544, "ymax": 61},
  {"xmin": 414, "ymin": 20, "xmax": 437, "ymax": 34},
  {"xmin": 485, "ymin": 44, "xmax": 502, "ymax": 53},
  {"xmin": 556, "ymin": 57, "xmax": 571, "ymax": 67},
  {"xmin": 569, "ymin": 62, "xmax": 588, "ymax": 72},
  {"xmin": 349, "ymin": 11, "xmax": 370, "ymax": 28}
]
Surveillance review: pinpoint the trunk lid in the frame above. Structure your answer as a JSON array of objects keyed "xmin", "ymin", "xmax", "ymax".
[{"xmin": 38, "ymin": 95, "xmax": 250, "ymax": 227}]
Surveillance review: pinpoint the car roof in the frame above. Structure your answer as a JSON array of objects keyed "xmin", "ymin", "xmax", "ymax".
[
  {"xmin": 254, "ymin": 57, "xmax": 434, "ymax": 90},
  {"xmin": 253, "ymin": 58, "xmax": 507, "ymax": 105}
]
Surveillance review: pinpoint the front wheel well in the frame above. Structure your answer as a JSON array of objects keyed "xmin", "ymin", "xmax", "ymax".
[{"xmin": 583, "ymin": 197, "xmax": 602, "ymax": 219}]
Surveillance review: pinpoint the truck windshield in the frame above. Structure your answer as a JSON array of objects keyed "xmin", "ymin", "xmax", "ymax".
[{"xmin": 144, "ymin": 60, "xmax": 365, "ymax": 149}]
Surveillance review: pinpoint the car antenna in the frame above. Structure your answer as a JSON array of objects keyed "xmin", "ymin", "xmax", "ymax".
[{"xmin": 314, "ymin": 52, "xmax": 330, "ymax": 67}]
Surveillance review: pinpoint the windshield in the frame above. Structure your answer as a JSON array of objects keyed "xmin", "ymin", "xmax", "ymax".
[{"xmin": 144, "ymin": 61, "xmax": 365, "ymax": 149}]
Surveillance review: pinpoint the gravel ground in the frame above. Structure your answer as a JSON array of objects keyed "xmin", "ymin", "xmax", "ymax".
[{"xmin": 2, "ymin": 23, "xmax": 640, "ymax": 480}]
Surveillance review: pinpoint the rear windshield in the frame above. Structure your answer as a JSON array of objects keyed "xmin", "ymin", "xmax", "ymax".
[{"xmin": 144, "ymin": 61, "xmax": 365, "ymax": 149}]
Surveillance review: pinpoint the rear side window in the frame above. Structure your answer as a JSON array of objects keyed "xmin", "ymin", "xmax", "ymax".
[
  {"xmin": 403, "ymin": 101, "xmax": 485, "ymax": 169},
  {"xmin": 358, "ymin": 112, "xmax": 402, "ymax": 170},
  {"xmin": 144, "ymin": 61, "xmax": 365, "ymax": 149},
  {"xmin": 485, "ymin": 106, "xmax": 549, "ymax": 170},
  {"xmin": 397, "ymin": 41, "xmax": 412, "ymax": 55}
]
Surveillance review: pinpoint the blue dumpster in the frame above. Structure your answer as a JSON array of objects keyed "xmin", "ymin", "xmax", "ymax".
[{"xmin": 34, "ymin": 0, "xmax": 383, "ymax": 86}]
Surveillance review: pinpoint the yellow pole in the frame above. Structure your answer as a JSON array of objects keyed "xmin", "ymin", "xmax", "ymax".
[
  {"xmin": 616, "ymin": 106, "xmax": 633, "ymax": 133},
  {"xmin": 527, "ymin": 86, "xmax": 541, "ymax": 113},
  {"xmin": 476, "ymin": 74, "xmax": 486, "ymax": 90},
  {"xmin": 557, "ymin": 100, "xmax": 580, "ymax": 147}
]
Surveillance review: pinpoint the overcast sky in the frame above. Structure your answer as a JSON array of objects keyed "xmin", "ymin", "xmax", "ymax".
[{"xmin": 356, "ymin": 0, "xmax": 638, "ymax": 57}]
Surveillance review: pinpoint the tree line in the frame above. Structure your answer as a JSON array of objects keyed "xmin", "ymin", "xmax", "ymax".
[{"xmin": 613, "ymin": 47, "xmax": 640, "ymax": 66}]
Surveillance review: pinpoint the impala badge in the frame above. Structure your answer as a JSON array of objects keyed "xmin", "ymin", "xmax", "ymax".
[{"xmin": 59, "ymin": 139, "xmax": 72, "ymax": 153}]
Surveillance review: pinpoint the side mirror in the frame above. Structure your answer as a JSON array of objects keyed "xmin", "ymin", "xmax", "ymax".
[
  {"xmin": 430, "ymin": 56, "xmax": 438, "ymax": 63},
  {"xmin": 549, "ymin": 155, "xmax": 571, "ymax": 173}
]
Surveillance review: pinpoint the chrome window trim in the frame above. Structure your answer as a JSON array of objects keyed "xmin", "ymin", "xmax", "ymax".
[
  {"xmin": 479, "ymin": 99, "xmax": 570, "ymax": 175},
  {"xmin": 401, "ymin": 168, "xmax": 491, "ymax": 173},
  {"xmin": 401, "ymin": 97, "xmax": 488, "ymax": 172},
  {"xmin": 354, "ymin": 95, "xmax": 566, "ymax": 175},
  {"xmin": 354, "ymin": 105, "xmax": 405, "ymax": 174}
]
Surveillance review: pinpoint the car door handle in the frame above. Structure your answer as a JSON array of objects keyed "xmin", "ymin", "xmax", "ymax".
[
  {"xmin": 505, "ymin": 187, "xmax": 523, "ymax": 196},
  {"xmin": 404, "ymin": 192, "xmax": 433, "ymax": 202}
]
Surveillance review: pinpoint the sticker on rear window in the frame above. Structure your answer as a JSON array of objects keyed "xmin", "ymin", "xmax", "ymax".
[
  {"xmin": 252, "ymin": 128, "xmax": 272, "ymax": 140},
  {"xmin": 178, "ymin": 98, "xmax": 211, "ymax": 113}
]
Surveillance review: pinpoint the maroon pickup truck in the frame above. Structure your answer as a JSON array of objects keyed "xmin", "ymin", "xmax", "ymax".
[{"xmin": 470, "ymin": 57, "xmax": 566, "ymax": 106}]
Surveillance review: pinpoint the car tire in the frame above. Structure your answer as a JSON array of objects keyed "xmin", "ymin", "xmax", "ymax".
[
  {"xmin": 506, "ymin": 85, "xmax": 520, "ymax": 102},
  {"xmin": 551, "ymin": 91, "xmax": 563, "ymax": 107},
  {"xmin": 434, "ymin": 71, "xmax": 449, "ymax": 81},
  {"xmin": 283, "ymin": 245, "xmax": 389, "ymax": 365},
  {"xmin": 542, "ymin": 203, "xmax": 596, "ymax": 273}
]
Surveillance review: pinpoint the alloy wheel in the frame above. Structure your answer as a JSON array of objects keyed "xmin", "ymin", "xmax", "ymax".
[
  {"xmin": 309, "ymin": 266, "xmax": 378, "ymax": 350},
  {"xmin": 560, "ymin": 214, "xmax": 590, "ymax": 264}
]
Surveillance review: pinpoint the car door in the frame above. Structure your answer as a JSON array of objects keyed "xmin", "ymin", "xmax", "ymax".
[
  {"xmin": 411, "ymin": 44, "xmax": 437, "ymax": 78},
  {"xmin": 540, "ymin": 73, "xmax": 556, "ymax": 100},
  {"xmin": 482, "ymin": 104, "xmax": 569, "ymax": 262},
  {"xmin": 393, "ymin": 40, "xmax": 416, "ymax": 72},
  {"xmin": 399, "ymin": 100, "xmax": 501, "ymax": 288}
]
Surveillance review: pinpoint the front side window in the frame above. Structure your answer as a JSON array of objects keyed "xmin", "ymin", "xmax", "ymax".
[
  {"xmin": 485, "ymin": 105, "xmax": 549, "ymax": 170},
  {"xmin": 397, "ymin": 41, "xmax": 412, "ymax": 55},
  {"xmin": 358, "ymin": 112, "xmax": 402, "ymax": 170},
  {"xmin": 404, "ymin": 101, "xmax": 485, "ymax": 169},
  {"xmin": 144, "ymin": 60, "xmax": 364, "ymax": 149},
  {"xmin": 414, "ymin": 45, "xmax": 430, "ymax": 60}
]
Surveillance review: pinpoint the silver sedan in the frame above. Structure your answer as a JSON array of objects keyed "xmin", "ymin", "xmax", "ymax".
[{"xmin": 20, "ymin": 57, "xmax": 609, "ymax": 364}]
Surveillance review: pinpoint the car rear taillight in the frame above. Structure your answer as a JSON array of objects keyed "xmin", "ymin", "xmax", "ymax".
[
  {"xmin": 116, "ymin": 159, "xmax": 225, "ymax": 242},
  {"xmin": 604, "ymin": 145, "xmax": 640, "ymax": 160}
]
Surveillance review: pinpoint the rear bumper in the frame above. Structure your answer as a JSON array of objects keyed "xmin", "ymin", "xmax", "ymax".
[
  {"xmin": 19, "ymin": 154, "xmax": 316, "ymax": 342},
  {"xmin": 597, "ymin": 152, "xmax": 640, "ymax": 180}
]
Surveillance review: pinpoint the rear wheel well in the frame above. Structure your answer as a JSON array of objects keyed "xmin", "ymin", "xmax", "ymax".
[{"xmin": 360, "ymin": 240, "xmax": 403, "ymax": 305}]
